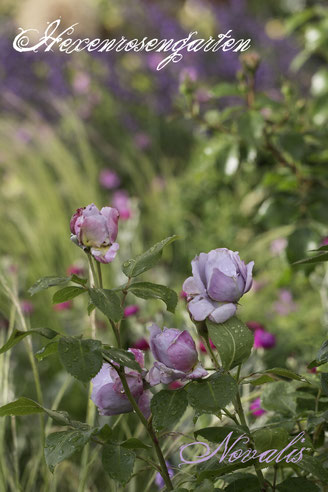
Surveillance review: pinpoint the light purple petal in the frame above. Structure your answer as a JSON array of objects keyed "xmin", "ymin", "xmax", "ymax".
[
  {"xmin": 138, "ymin": 391, "xmax": 151, "ymax": 419},
  {"xmin": 244, "ymin": 261, "xmax": 254, "ymax": 293},
  {"xmin": 166, "ymin": 330, "xmax": 198, "ymax": 372},
  {"xmin": 147, "ymin": 362, "xmax": 185, "ymax": 386},
  {"xmin": 81, "ymin": 215, "xmax": 108, "ymax": 247},
  {"xmin": 209, "ymin": 303, "xmax": 237, "ymax": 323},
  {"xmin": 191, "ymin": 253, "xmax": 208, "ymax": 292},
  {"xmin": 91, "ymin": 243, "xmax": 119, "ymax": 264},
  {"xmin": 182, "ymin": 276, "xmax": 201, "ymax": 296},
  {"xmin": 207, "ymin": 268, "xmax": 241, "ymax": 302},
  {"xmin": 185, "ymin": 362, "xmax": 208, "ymax": 380},
  {"xmin": 187, "ymin": 295, "xmax": 215, "ymax": 321},
  {"xmin": 149, "ymin": 324, "xmax": 162, "ymax": 361},
  {"xmin": 100, "ymin": 206, "xmax": 119, "ymax": 243}
]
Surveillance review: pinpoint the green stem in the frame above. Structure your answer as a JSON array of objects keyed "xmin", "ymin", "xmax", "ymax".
[
  {"xmin": 87, "ymin": 253, "xmax": 98, "ymax": 288},
  {"xmin": 96, "ymin": 262, "xmax": 103, "ymax": 289},
  {"xmin": 203, "ymin": 333, "xmax": 221, "ymax": 370},
  {"xmin": 118, "ymin": 369, "xmax": 174, "ymax": 491}
]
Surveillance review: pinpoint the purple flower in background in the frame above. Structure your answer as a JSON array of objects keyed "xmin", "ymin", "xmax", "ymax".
[
  {"xmin": 53, "ymin": 301, "xmax": 72, "ymax": 312},
  {"xmin": 270, "ymin": 238, "xmax": 287, "ymax": 256},
  {"xmin": 72, "ymin": 72, "xmax": 90, "ymax": 94},
  {"xmin": 179, "ymin": 66, "xmax": 198, "ymax": 84},
  {"xmin": 246, "ymin": 321, "xmax": 265, "ymax": 332},
  {"xmin": 132, "ymin": 338, "xmax": 150, "ymax": 351},
  {"xmin": 147, "ymin": 325, "xmax": 207, "ymax": 386},
  {"xmin": 91, "ymin": 349, "xmax": 150, "ymax": 417},
  {"xmin": 250, "ymin": 397, "xmax": 266, "ymax": 417},
  {"xmin": 67, "ymin": 264, "xmax": 85, "ymax": 277},
  {"xmin": 99, "ymin": 169, "xmax": 121, "ymax": 190},
  {"xmin": 124, "ymin": 305, "xmax": 140, "ymax": 317},
  {"xmin": 183, "ymin": 249, "xmax": 254, "ymax": 324},
  {"xmin": 274, "ymin": 289, "xmax": 297, "ymax": 316},
  {"xmin": 134, "ymin": 132, "xmax": 151, "ymax": 150},
  {"xmin": 112, "ymin": 191, "xmax": 132, "ymax": 220},
  {"xmin": 254, "ymin": 329, "xmax": 276, "ymax": 349},
  {"xmin": 21, "ymin": 300, "xmax": 34, "ymax": 315},
  {"xmin": 155, "ymin": 461, "xmax": 174, "ymax": 489},
  {"xmin": 320, "ymin": 237, "xmax": 328, "ymax": 246},
  {"xmin": 70, "ymin": 203, "xmax": 119, "ymax": 263}
]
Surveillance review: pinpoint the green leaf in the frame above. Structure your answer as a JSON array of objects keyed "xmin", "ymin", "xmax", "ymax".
[
  {"xmin": 95, "ymin": 424, "xmax": 112, "ymax": 442},
  {"xmin": 321, "ymin": 373, "xmax": 328, "ymax": 395},
  {"xmin": 225, "ymin": 477, "xmax": 260, "ymax": 492},
  {"xmin": 58, "ymin": 337, "xmax": 103, "ymax": 382},
  {"xmin": 261, "ymin": 381, "xmax": 297, "ymax": 415},
  {"xmin": 120, "ymin": 438, "xmax": 151, "ymax": 450},
  {"xmin": 194, "ymin": 425, "xmax": 245, "ymax": 444},
  {"xmin": 88, "ymin": 288, "xmax": 123, "ymax": 322},
  {"xmin": 127, "ymin": 282, "xmax": 178, "ymax": 313},
  {"xmin": 45, "ymin": 429, "xmax": 94, "ymax": 472},
  {"xmin": 0, "ymin": 327, "xmax": 58, "ymax": 355},
  {"xmin": 186, "ymin": 372, "xmax": 237, "ymax": 414},
  {"xmin": 102, "ymin": 347, "xmax": 141, "ymax": 373},
  {"xmin": 151, "ymin": 389, "xmax": 188, "ymax": 431},
  {"xmin": 211, "ymin": 83, "xmax": 242, "ymax": 99},
  {"xmin": 308, "ymin": 340, "xmax": 328, "ymax": 369},
  {"xmin": 102, "ymin": 444, "xmax": 135, "ymax": 484},
  {"xmin": 245, "ymin": 374, "xmax": 275, "ymax": 385},
  {"xmin": 29, "ymin": 276, "xmax": 71, "ymax": 295},
  {"xmin": 122, "ymin": 235, "xmax": 178, "ymax": 278},
  {"xmin": 35, "ymin": 341, "xmax": 59, "ymax": 361},
  {"xmin": 193, "ymin": 479, "xmax": 215, "ymax": 492},
  {"xmin": 297, "ymin": 455, "xmax": 328, "ymax": 482},
  {"xmin": 0, "ymin": 397, "xmax": 44, "ymax": 417},
  {"xmin": 252, "ymin": 427, "xmax": 289, "ymax": 453},
  {"xmin": 207, "ymin": 317, "xmax": 253, "ymax": 370},
  {"xmin": 264, "ymin": 368, "xmax": 309, "ymax": 382},
  {"xmin": 70, "ymin": 275, "xmax": 88, "ymax": 286},
  {"xmin": 294, "ymin": 251, "xmax": 328, "ymax": 265},
  {"xmin": 237, "ymin": 110, "xmax": 264, "ymax": 143},
  {"xmin": 53, "ymin": 286, "xmax": 85, "ymax": 304},
  {"xmin": 277, "ymin": 477, "xmax": 320, "ymax": 492}
]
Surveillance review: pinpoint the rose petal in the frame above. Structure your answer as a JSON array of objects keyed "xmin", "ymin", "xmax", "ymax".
[
  {"xmin": 209, "ymin": 302, "xmax": 237, "ymax": 323},
  {"xmin": 187, "ymin": 295, "xmax": 215, "ymax": 321}
]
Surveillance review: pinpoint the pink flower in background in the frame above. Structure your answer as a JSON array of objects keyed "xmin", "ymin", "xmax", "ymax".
[
  {"xmin": 274, "ymin": 289, "xmax": 297, "ymax": 316},
  {"xmin": 195, "ymin": 88, "xmax": 211, "ymax": 103},
  {"xmin": 320, "ymin": 237, "xmax": 328, "ymax": 246},
  {"xmin": 72, "ymin": 72, "xmax": 90, "ymax": 94},
  {"xmin": 246, "ymin": 321, "xmax": 265, "ymax": 332},
  {"xmin": 199, "ymin": 339, "xmax": 216, "ymax": 353},
  {"xmin": 112, "ymin": 190, "xmax": 132, "ymax": 220},
  {"xmin": 70, "ymin": 203, "xmax": 120, "ymax": 263},
  {"xmin": 147, "ymin": 53, "xmax": 164, "ymax": 71},
  {"xmin": 53, "ymin": 301, "xmax": 72, "ymax": 311},
  {"xmin": 124, "ymin": 305, "xmax": 140, "ymax": 317},
  {"xmin": 308, "ymin": 367, "xmax": 317, "ymax": 374},
  {"xmin": 179, "ymin": 66, "xmax": 198, "ymax": 84},
  {"xmin": 270, "ymin": 238, "xmax": 287, "ymax": 256},
  {"xmin": 254, "ymin": 329, "xmax": 276, "ymax": 349},
  {"xmin": 250, "ymin": 398, "xmax": 266, "ymax": 417},
  {"xmin": 180, "ymin": 290, "xmax": 188, "ymax": 299},
  {"xmin": 21, "ymin": 300, "xmax": 34, "ymax": 315},
  {"xmin": 99, "ymin": 169, "xmax": 121, "ymax": 190},
  {"xmin": 67, "ymin": 264, "xmax": 85, "ymax": 276},
  {"xmin": 132, "ymin": 338, "xmax": 150, "ymax": 351},
  {"xmin": 251, "ymin": 279, "xmax": 267, "ymax": 292},
  {"xmin": 134, "ymin": 132, "xmax": 151, "ymax": 150}
]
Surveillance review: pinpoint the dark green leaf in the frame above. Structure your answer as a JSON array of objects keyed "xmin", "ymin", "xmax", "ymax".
[
  {"xmin": 252, "ymin": 427, "xmax": 289, "ymax": 453},
  {"xmin": 29, "ymin": 276, "xmax": 71, "ymax": 295},
  {"xmin": 225, "ymin": 477, "xmax": 260, "ymax": 492},
  {"xmin": 245, "ymin": 375, "xmax": 275, "ymax": 385},
  {"xmin": 294, "ymin": 252, "xmax": 328, "ymax": 265},
  {"xmin": 88, "ymin": 288, "xmax": 123, "ymax": 322},
  {"xmin": 321, "ymin": 373, "xmax": 328, "ymax": 396},
  {"xmin": 122, "ymin": 235, "xmax": 178, "ymax": 278},
  {"xmin": 45, "ymin": 429, "xmax": 94, "ymax": 472},
  {"xmin": 194, "ymin": 425, "xmax": 245, "ymax": 444},
  {"xmin": 127, "ymin": 282, "xmax": 178, "ymax": 313},
  {"xmin": 58, "ymin": 337, "xmax": 103, "ymax": 382},
  {"xmin": 53, "ymin": 286, "xmax": 85, "ymax": 304},
  {"xmin": 102, "ymin": 347, "xmax": 141, "ymax": 373},
  {"xmin": 186, "ymin": 372, "xmax": 237, "ymax": 414},
  {"xmin": 211, "ymin": 83, "xmax": 242, "ymax": 99},
  {"xmin": 207, "ymin": 317, "xmax": 253, "ymax": 370},
  {"xmin": 262, "ymin": 381, "xmax": 297, "ymax": 415},
  {"xmin": 264, "ymin": 368, "xmax": 309, "ymax": 382},
  {"xmin": 120, "ymin": 438, "xmax": 151, "ymax": 450},
  {"xmin": 70, "ymin": 275, "xmax": 88, "ymax": 286},
  {"xmin": 297, "ymin": 455, "xmax": 328, "ymax": 481},
  {"xmin": 95, "ymin": 424, "xmax": 112, "ymax": 442},
  {"xmin": 35, "ymin": 341, "xmax": 59, "ymax": 361},
  {"xmin": 193, "ymin": 479, "xmax": 215, "ymax": 492},
  {"xmin": 102, "ymin": 444, "xmax": 135, "ymax": 484},
  {"xmin": 0, "ymin": 327, "xmax": 58, "ymax": 355},
  {"xmin": 308, "ymin": 340, "xmax": 328, "ymax": 369},
  {"xmin": 237, "ymin": 111, "xmax": 264, "ymax": 143},
  {"xmin": 277, "ymin": 477, "xmax": 319, "ymax": 492},
  {"xmin": 151, "ymin": 389, "xmax": 188, "ymax": 431}
]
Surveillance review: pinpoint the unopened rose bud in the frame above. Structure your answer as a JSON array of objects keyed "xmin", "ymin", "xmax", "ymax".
[
  {"xmin": 183, "ymin": 248, "xmax": 254, "ymax": 324},
  {"xmin": 240, "ymin": 51, "xmax": 261, "ymax": 72},
  {"xmin": 70, "ymin": 203, "xmax": 119, "ymax": 264},
  {"xmin": 124, "ymin": 305, "xmax": 140, "ymax": 317},
  {"xmin": 250, "ymin": 397, "xmax": 266, "ymax": 417}
]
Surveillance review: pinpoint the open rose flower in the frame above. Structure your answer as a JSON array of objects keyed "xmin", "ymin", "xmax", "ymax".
[
  {"xmin": 147, "ymin": 325, "xmax": 207, "ymax": 386},
  {"xmin": 183, "ymin": 248, "xmax": 254, "ymax": 324},
  {"xmin": 70, "ymin": 203, "xmax": 119, "ymax": 263},
  {"xmin": 91, "ymin": 349, "xmax": 150, "ymax": 417}
]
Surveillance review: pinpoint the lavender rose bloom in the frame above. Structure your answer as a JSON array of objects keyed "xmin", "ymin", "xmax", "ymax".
[
  {"xmin": 91, "ymin": 349, "xmax": 150, "ymax": 417},
  {"xmin": 147, "ymin": 325, "xmax": 207, "ymax": 386},
  {"xmin": 70, "ymin": 203, "xmax": 119, "ymax": 263},
  {"xmin": 183, "ymin": 249, "xmax": 254, "ymax": 324}
]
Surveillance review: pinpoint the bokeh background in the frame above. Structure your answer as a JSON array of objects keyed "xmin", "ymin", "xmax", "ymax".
[{"xmin": 1, "ymin": 0, "xmax": 328, "ymax": 490}]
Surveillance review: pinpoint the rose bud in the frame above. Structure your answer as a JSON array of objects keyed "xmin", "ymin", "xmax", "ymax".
[
  {"xmin": 250, "ymin": 397, "xmax": 266, "ymax": 417},
  {"xmin": 147, "ymin": 324, "xmax": 207, "ymax": 386},
  {"xmin": 199, "ymin": 339, "xmax": 216, "ymax": 353},
  {"xmin": 91, "ymin": 349, "xmax": 150, "ymax": 417},
  {"xmin": 66, "ymin": 264, "xmax": 85, "ymax": 276},
  {"xmin": 124, "ymin": 305, "xmax": 140, "ymax": 317},
  {"xmin": 132, "ymin": 338, "xmax": 150, "ymax": 351},
  {"xmin": 183, "ymin": 249, "xmax": 254, "ymax": 324},
  {"xmin": 254, "ymin": 329, "xmax": 276, "ymax": 349},
  {"xmin": 70, "ymin": 203, "xmax": 119, "ymax": 264}
]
